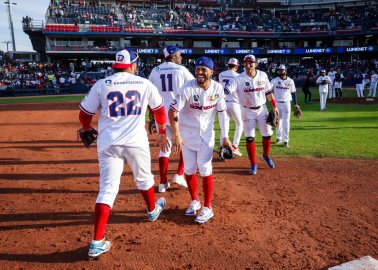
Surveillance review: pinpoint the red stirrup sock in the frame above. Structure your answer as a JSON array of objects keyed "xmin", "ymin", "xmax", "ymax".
[
  {"xmin": 158, "ymin": 157, "xmax": 169, "ymax": 184},
  {"xmin": 185, "ymin": 174, "xmax": 199, "ymax": 201},
  {"xmin": 93, "ymin": 203, "xmax": 111, "ymax": 240},
  {"xmin": 202, "ymin": 175, "xmax": 213, "ymax": 208},
  {"xmin": 262, "ymin": 137, "xmax": 271, "ymax": 158},
  {"xmin": 177, "ymin": 152, "xmax": 184, "ymax": 175},
  {"xmin": 246, "ymin": 140, "xmax": 256, "ymax": 165},
  {"xmin": 140, "ymin": 187, "xmax": 156, "ymax": 212}
]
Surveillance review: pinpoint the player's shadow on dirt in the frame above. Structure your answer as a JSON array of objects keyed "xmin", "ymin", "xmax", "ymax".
[
  {"xmin": 0, "ymin": 159, "xmax": 98, "ymax": 165},
  {"xmin": 0, "ymin": 140, "xmax": 78, "ymax": 144},
  {"xmin": 0, "ymin": 210, "xmax": 146, "ymax": 231},
  {"xmin": 0, "ymin": 246, "xmax": 89, "ymax": 263},
  {"xmin": 0, "ymin": 187, "xmax": 140, "ymax": 195}
]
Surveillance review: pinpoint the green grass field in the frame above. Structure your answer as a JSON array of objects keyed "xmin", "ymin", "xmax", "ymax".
[{"xmin": 1, "ymin": 88, "xmax": 377, "ymax": 159}]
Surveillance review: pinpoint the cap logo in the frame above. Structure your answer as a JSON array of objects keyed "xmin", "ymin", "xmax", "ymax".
[{"xmin": 117, "ymin": 55, "xmax": 124, "ymax": 62}]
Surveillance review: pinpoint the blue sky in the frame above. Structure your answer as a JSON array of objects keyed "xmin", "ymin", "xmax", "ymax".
[{"xmin": 0, "ymin": 0, "xmax": 50, "ymax": 52}]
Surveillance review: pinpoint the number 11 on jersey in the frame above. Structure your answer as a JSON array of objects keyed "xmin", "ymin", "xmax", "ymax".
[{"xmin": 160, "ymin": 74, "xmax": 173, "ymax": 92}]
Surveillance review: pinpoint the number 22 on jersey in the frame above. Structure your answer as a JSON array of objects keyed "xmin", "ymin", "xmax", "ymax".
[{"xmin": 107, "ymin": 91, "xmax": 141, "ymax": 117}]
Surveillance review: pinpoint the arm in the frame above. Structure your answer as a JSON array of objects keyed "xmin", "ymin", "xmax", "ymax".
[
  {"xmin": 79, "ymin": 110, "xmax": 93, "ymax": 130},
  {"xmin": 266, "ymin": 92, "xmax": 278, "ymax": 114},
  {"xmin": 218, "ymin": 110, "xmax": 232, "ymax": 148},
  {"xmin": 168, "ymin": 107, "xmax": 182, "ymax": 154},
  {"xmin": 151, "ymin": 104, "xmax": 169, "ymax": 153}
]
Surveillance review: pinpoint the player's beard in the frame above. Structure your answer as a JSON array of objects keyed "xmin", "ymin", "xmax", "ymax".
[{"xmin": 196, "ymin": 74, "xmax": 211, "ymax": 88}]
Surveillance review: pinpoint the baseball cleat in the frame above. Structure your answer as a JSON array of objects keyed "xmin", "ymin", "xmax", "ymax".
[
  {"xmin": 283, "ymin": 142, "xmax": 289, "ymax": 148},
  {"xmin": 275, "ymin": 139, "xmax": 283, "ymax": 145},
  {"xmin": 185, "ymin": 200, "xmax": 201, "ymax": 216},
  {"xmin": 88, "ymin": 238, "xmax": 111, "ymax": 258},
  {"xmin": 147, "ymin": 197, "xmax": 166, "ymax": 221},
  {"xmin": 249, "ymin": 164, "xmax": 257, "ymax": 175},
  {"xmin": 173, "ymin": 174, "xmax": 188, "ymax": 188},
  {"xmin": 262, "ymin": 156, "xmax": 275, "ymax": 168},
  {"xmin": 158, "ymin": 182, "xmax": 170, "ymax": 193},
  {"xmin": 195, "ymin": 207, "xmax": 214, "ymax": 224}
]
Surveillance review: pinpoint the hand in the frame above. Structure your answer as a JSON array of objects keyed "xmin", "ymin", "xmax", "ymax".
[
  {"xmin": 171, "ymin": 132, "xmax": 182, "ymax": 154},
  {"xmin": 157, "ymin": 133, "xmax": 170, "ymax": 153},
  {"xmin": 274, "ymin": 107, "xmax": 279, "ymax": 116},
  {"xmin": 221, "ymin": 137, "xmax": 232, "ymax": 149}
]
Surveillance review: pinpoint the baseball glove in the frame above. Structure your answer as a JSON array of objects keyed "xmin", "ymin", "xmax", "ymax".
[
  {"xmin": 294, "ymin": 105, "xmax": 302, "ymax": 119},
  {"xmin": 266, "ymin": 109, "xmax": 279, "ymax": 128},
  {"xmin": 77, "ymin": 127, "xmax": 98, "ymax": 148},
  {"xmin": 148, "ymin": 115, "xmax": 157, "ymax": 135},
  {"xmin": 218, "ymin": 145, "xmax": 234, "ymax": 160}
]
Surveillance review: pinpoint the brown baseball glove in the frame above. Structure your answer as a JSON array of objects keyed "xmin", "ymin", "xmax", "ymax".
[
  {"xmin": 294, "ymin": 105, "xmax": 302, "ymax": 119},
  {"xmin": 77, "ymin": 127, "xmax": 98, "ymax": 148},
  {"xmin": 266, "ymin": 109, "xmax": 279, "ymax": 128}
]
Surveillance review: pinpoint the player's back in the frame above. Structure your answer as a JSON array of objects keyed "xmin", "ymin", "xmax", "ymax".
[
  {"xmin": 219, "ymin": 70, "xmax": 239, "ymax": 103},
  {"xmin": 80, "ymin": 71, "xmax": 162, "ymax": 152},
  {"xmin": 149, "ymin": 62, "xmax": 194, "ymax": 108}
]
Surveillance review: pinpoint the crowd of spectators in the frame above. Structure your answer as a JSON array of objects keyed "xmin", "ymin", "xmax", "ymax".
[{"xmin": 45, "ymin": 1, "xmax": 378, "ymax": 34}]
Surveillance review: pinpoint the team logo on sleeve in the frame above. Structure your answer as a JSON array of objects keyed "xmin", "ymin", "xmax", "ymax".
[
  {"xmin": 194, "ymin": 95, "xmax": 199, "ymax": 101},
  {"xmin": 257, "ymin": 81, "xmax": 264, "ymax": 86},
  {"xmin": 245, "ymin": 82, "xmax": 250, "ymax": 86}
]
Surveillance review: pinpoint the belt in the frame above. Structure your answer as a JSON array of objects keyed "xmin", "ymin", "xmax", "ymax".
[
  {"xmin": 243, "ymin": 105, "xmax": 261, "ymax": 110},
  {"xmin": 277, "ymin": 101, "xmax": 288, "ymax": 103}
]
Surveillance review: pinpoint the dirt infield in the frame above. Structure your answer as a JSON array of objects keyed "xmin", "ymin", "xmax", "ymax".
[{"xmin": 0, "ymin": 102, "xmax": 377, "ymax": 270}]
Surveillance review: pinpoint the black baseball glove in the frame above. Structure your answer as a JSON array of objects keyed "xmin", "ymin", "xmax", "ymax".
[
  {"xmin": 77, "ymin": 127, "xmax": 98, "ymax": 148},
  {"xmin": 266, "ymin": 110, "xmax": 279, "ymax": 128},
  {"xmin": 148, "ymin": 115, "xmax": 157, "ymax": 135},
  {"xmin": 218, "ymin": 145, "xmax": 234, "ymax": 160}
]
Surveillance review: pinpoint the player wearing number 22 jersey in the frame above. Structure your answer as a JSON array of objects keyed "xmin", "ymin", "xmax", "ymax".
[
  {"xmin": 79, "ymin": 49, "xmax": 169, "ymax": 258},
  {"xmin": 149, "ymin": 45, "xmax": 194, "ymax": 193}
]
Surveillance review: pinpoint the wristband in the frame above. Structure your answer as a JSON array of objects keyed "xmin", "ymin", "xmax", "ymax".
[
  {"xmin": 270, "ymin": 99, "xmax": 277, "ymax": 109},
  {"xmin": 158, "ymin": 128, "xmax": 166, "ymax": 135}
]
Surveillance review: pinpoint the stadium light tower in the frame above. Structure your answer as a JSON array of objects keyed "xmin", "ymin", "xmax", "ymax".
[
  {"xmin": 2, "ymin": 41, "xmax": 11, "ymax": 52},
  {"xmin": 4, "ymin": 0, "xmax": 17, "ymax": 51}
]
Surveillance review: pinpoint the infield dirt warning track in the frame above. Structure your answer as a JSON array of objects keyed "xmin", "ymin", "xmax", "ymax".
[{"xmin": 0, "ymin": 102, "xmax": 377, "ymax": 269}]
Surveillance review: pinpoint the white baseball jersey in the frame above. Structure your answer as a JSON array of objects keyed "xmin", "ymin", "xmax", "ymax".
[
  {"xmin": 328, "ymin": 71, "xmax": 336, "ymax": 84},
  {"xmin": 371, "ymin": 74, "xmax": 378, "ymax": 84},
  {"xmin": 218, "ymin": 70, "xmax": 239, "ymax": 103},
  {"xmin": 80, "ymin": 72, "xmax": 163, "ymax": 153},
  {"xmin": 270, "ymin": 76, "xmax": 296, "ymax": 102},
  {"xmin": 170, "ymin": 79, "xmax": 226, "ymax": 148},
  {"xmin": 316, "ymin": 75, "xmax": 332, "ymax": 93},
  {"xmin": 225, "ymin": 70, "xmax": 272, "ymax": 108},
  {"xmin": 149, "ymin": 62, "xmax": 194, "ymax": 125}
]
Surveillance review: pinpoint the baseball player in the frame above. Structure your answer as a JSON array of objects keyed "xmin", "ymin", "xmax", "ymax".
[
  {"xmin": 270, "ymin": 65, "xmax": 300, "ymax": 148},
  {"xmin": 225, "ymin": 54, "xmax": 278, "ymax": 175},
  {"xmin": 79, "ymin": 49, "xmax": 169, "ymax": 258},
  {"xmin": 149, "ymin": 45, "xmax": 194, "ymax": 192},
  {"xmin": 334, "ymin": 68, "xmax": 344, "ymax": 99},
  {"xmin": 368, "ymin": 70, "xmax": 378, "ymax": 97},
  {"xmin": 218, "ymin": 58, "xmax": 243, "ymax": 156},
  {"xmin": 316, "ymin": 70, "xmax": 332, "ymax": 111},
  {"xmin": 328, "ymin": 68, "xmax": 336, "ymax": 99},
  {"xmin": 168, "ymin": 56, "xmax": 232, "ymax": 224},
  {"xmin": 355, "ymin": 71, "xmax": 365, "ymax": 98}
]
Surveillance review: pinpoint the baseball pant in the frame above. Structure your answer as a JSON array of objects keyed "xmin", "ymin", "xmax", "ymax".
[
  {"xmin": 356, "ymin": 84, "xmax": 364, "ymax": 97},
  {"xmin": 181, "ymin": 139, "xmax": 213, "ymax": 177},
  {"xmin": 276, "ymin": 101, "xmax": 291, "ymax": 143},
  {"xmin": 319, "ymin": 91, "xmax": 328, "ymax": 110},
  {"xmin": 220, "ymin": 101, "xmax": 243, "ymax": 147},
  {"xmin": 241, "ymin": 104, "xmax": 273, "ymax": 138},
  {"xmin": 328, "ymin": 84, "xmax": 336, "ymax": 99},
  {"xmin": 96, "ymin": 145, "xmax": 154, "ymax": 207},
  {"xmin": 369, "ymin": 83, "xmax": 377, "ymax": 97}
]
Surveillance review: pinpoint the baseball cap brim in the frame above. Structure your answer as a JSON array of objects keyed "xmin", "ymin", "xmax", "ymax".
[{"xmin": 112, "ymin": 63, "xmax": 133, "ymax": 69}]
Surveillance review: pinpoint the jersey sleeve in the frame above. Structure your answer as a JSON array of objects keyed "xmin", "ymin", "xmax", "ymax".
[
  {"xmin": 170, "ymin": 82, "xmax": 188, "ymax": 112},
  {"xmin": 79, "ymin": 80, "xmax": 101, "ymax": 115},
  {"xmin": 264, "ymin": 73, "xmax": 273, "ymax": 95},
  {"xmin": 290, "ymin": 78, "xmax": 297, "ymax": 93},
  {"xmin": 148, "ymin": 68, "xmax": 158, "ymax": 86},
  {"xmin": 216, "ymin": 84, "xmax": 227, "ymax": 112},
  {"xmin": 147, "ymin": 81, "xmax": 164, "ymax": 110}
]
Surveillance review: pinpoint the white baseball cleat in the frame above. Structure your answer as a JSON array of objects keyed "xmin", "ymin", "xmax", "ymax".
[
  {"xmin": 147, "ymin": 197, "xmax": 166, "ymax": 221},
  {"xmin": 173, "ymin": 174, "xmax": 187, "ymax": 188},
  {"xmin": 158, "ymin": 182, "xmax": 170, "ymax": 193},
  {"xmin": 232, "ymin": 145, "xmax": 242, "ymax": 157},
  {"xmin": 185, "ymin": 200, "xmax": 201, "ymax": 216},
  {"xmin": 195, "ymin": 207, "xmax": 214, "ymax": 224}
]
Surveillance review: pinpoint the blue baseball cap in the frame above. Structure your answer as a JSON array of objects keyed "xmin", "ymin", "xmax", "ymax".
[
  {"xmin": 112, "ymin": 48, "xmax": 139, "ymax": 69},
  {"xmin": 163, "ymin": 45, "xmax": 181, "ymax": 58},
  {"xmin": 195, "ymin": 56, "xmax": 214, "ymax": 70}
]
